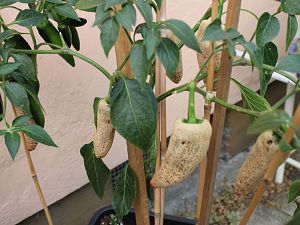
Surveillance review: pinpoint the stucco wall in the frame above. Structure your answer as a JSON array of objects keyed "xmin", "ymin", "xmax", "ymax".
[{"xmin": 0, "ymin": 1, "xmax": 287, "ymax": 224}]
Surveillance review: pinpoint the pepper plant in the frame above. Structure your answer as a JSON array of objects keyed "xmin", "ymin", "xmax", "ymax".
[{"xmin": 1, "ymin": 0, "xmax": 300, "ymax": 224}]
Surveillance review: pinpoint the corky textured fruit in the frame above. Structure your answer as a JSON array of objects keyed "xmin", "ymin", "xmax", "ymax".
[
  {"xmin": 151, "ymin": 119, "xmax": 212, "ymax": 188},
  {"xmin": 234, "ymin": 130, "xmax": 278, "ymax": 196},
  {"xmin": 167, "ymin": 32, "xmax": 183, "ymax": 84},
  {"xmin": 196, "ymin": 20, "xmax": 222, "ymax": 73},
  {"xmin": 93, "ymin": 99, "xmax": 115, "ymax": 158},
  {"xmin": 15, "ymin": 107, "xmax": 38, "ymax": 151}
]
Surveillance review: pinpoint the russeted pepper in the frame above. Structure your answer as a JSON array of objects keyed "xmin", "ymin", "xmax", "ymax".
[
  {"xmin": 167, "ymin": 32, "xmax": 183, "ymax": 84},
  {"xmin": 234, "ymin": 130, "xmax": 278, "ymax": 196},
  {"xmin": 151, "ymin": 82, "xmax": 212, "ymax": 188},
  {"xmin": 93, "ymin": 99, "xmax": 115, "ymax": 158},
  {"xmin": 37, "ymin": 21, "xmax": 75, "ymax": 67},
  {"xmin": 15, "ymin": 107, "xmax": 38, "ymax": 151}
]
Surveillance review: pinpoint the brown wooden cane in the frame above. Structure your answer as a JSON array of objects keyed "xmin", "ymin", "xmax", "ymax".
[
  {"xmin": 195, "ymin": 0, "xmax": 219, "ymax": 224},
  {"xmin": 198, "ymin": 1, "xmax": 242, "ymax": 224},
  {"xmin": 239, "ymin": 103, "xmax": 300, "ymax": 225},
  {"xmin": 114, "ymin": 19, "xmax": 150, "ymax": 225}
]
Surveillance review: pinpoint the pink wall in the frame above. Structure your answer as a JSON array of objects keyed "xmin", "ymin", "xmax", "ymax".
[{"xmin": 0, "ymin": 1, "xmax": 287, "ymax": 224}]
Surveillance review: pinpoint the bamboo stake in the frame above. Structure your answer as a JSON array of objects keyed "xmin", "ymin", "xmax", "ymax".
[
  {"xmin": 198, "ymin": 1, "xmax": 242, "ymax": 224},
  {"xmin": 195, "ymin": 1, "xmax": 218, "ymax": 224},
  {"xmin": 12, "ymin": 107, "xmax": 54, "ymax": 225},
  {"xmin": 114, "ymin": 11, "xmax": 150, "ymax": 224},
  {"xmin": 154, "ymin": 2, "xmax": 167, "ymax": 225},
  {"xmin": 239, "ymin": 103, "xmax": 300, "ymax": 225}
]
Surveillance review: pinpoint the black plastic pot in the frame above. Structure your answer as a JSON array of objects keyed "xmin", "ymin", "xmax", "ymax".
[{"xmin": 89, "ymin": 205, "xmax": 196, "ymax": 225}]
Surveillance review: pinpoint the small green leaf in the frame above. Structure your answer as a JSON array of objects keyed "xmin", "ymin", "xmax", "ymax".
[
  {"xmin": 13, "ymin": 115, "xmax": 31, "ymax": 127},
  {"xmin": 202, "ymin": 19, "xmax": 240, "ymax": 41},
  {"xmin": 3, "ymin": 82, "xmax": 31, "ymax": 114},
  {"xmin": 104, "ymin": 0, "xmax": 126, "ymax": 10},
  {"xmin": 164, "ymin": 19, "xmax": 200, "ymax": 52},
  {"xmin": 21, "ymin": 124, "xmax": 57, "ymax": 147},
  {"xmin": 279, "ymin": 138, "xmax": 294, "ymax": 152},
  {"xmin": 5, "ymin": 132, "xmax": 20, "ymax": 160},
  {"xmin": 110, "ymin": 76, "xmax": 157, "ymax": 151},
  {"xmin": 93, "ymin": 97, "xmax": 101, "ymax": 127},
  {"xmin": 135, "ymin": 0, "xmax": 153, "ymax": 27},
  {"xmin": 157, "ymin": 38, "xmax": 179, "ymax": 79},
  {"xmin": 256, "ymin": 12, "xmax": 280, "ymax": 47},
  {"xmin": 130, "ymin": 43, "xmax": 149, "ymax": 86},
  {"xmin": 154, "ymin": 0, "xmax": 162, "ymax": 9},
  {"xmin": 281, "ymin": 0, "xmax": 300, "ymax": 15},
  {"xmin": 115, "ymin": 4, "xmax": 136, "ymax": 31},
  {"xmin": 14, "ymin": 9, "xmax": 45, "ymax": 27},
  {"xmin": 0, "ymin": 0, "xmax": 18, "ymax": 7},
  {"xmin": 261, "ymin": 42, "xmax": 278, "ymax": 96},
  {"xmin": 53, "ymin": 3, "xmax": 80, "ymax": 21},
  {"xmin": 248, "ymin": 110, "xmax": 291, "ymax": 134},
  {"xmin": 100, "ymin": 17, "xmax": 120, "ymax": 57},
  {"xmin": 80, "ymin": 142, "xmax": 111, "ymax": 198},
  {"xmin": 289, "ymin": 180, "xmax": 300, "ymax": 203},
  {"xmin": 75, "ymin": 0, "xmax": 100, "ymax": 9},
  {"xmin": 144, "ymin": 27, "xmax": 161, "ymax": 59},
  {"xmin": 93, "ymin": 2, "xmax": 110, "ymax": 27},
  {"xmin": 0, "ymin": 29, "xmax": 21, "ymax": 43},
  {"xmin": 286, "ymin": 15, "xmax": 298, "ymax": 51},
  {"xmin": 275, "ymin": 55, "xmax": 300, "ymax": 73},
  {"xmin": 232, "ymin": 78, "xmax": 271, "ymax": 113},
  {"xmin": 11, "ymin": 53, "xmax": 37, "ymax": 81},
  {"xmin": 112, "ymin": 164, "xmax": 136, "ymax": 221},
  {"xmin": 0, "ymin": 62, "xmax": 21, "ymax": 76}
]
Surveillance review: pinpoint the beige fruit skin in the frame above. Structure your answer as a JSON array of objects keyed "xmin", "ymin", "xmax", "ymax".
[
  {"xmin": 234, "ymin": 130, "xmax": 278, "ymax": 196},
  {"xmin": 15, "ymin": 107, "xmax": 38, "ymax": 151},
  {"xmin": 167, "ymin": 32, "xmax": 183, "ymax": 84},
  {"xmin": 151, "ymin": 119, "xmax": 212, "ymax": 188},
  {"xmin": 93, "ymin": 99, "xmax": 115, "ymax": 158},
  {"xmin": 196, "ymin": 20, "xmax": 222, "ymax": 74}
]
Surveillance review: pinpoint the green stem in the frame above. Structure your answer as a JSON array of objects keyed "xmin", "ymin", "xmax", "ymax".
[
  {"xmin": 10, "ymin": 48, "xmax": 112, "ymax": 80},
  {"xmin": 157, "ymin": 83, "xmax": 189, "ymax": 102},
  {"xmin": 117, "ymin": 52, "xmax": 130, "ymax": 72},
  {"xmin": 187, "ymin": 81, "xmax": 197, "ymax": 123}
]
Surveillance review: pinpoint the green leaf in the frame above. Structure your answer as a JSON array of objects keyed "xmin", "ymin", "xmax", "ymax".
[
  {"xmin": 286, "ymin": 15, "xmax": 298, "ymax": 51},
  {"xmin": 130, "ymin": 43, "xmax": 149, "ymax": 86},
  {"xmin": 157, "ymin": 38, "xmax": 179, "ymax": 79},
  {"xmin": 0, "ymin": 62, "xmax": 21, "ymax": 76},
  {"xmin": 12, "ymin": 114, "xmax": 31, "ymax": 127},
  {"xmin": 261, "ymin": 42, "xmax": 278, "ymax": 96},
  {"xmin": 248, "ymin": 110, "xmax": 291, "ymax": 134},
  {"xmin": 80, "ymin": 142, "xmax": 111, "ymax": 198},
  {"xmin": 21, "ymin": 124, "xmax": 57, "ymax": 147},
  {"xmin": 289, "ymin": 180, "xmax": 300, "ymax": 202},
  {"xmin": 0, "ymin": 0, "xmax": 18, "ymax": 7},
  {"xmin": 53, "ymin": 3, "xmax": 80, "ymax": 21},
  {"xmin": 104, "ymin": 0, "xmax": 126, "ymax": 10},
  {"xmin": 5, "ymin": 132, "xmax": 20, "ymax": 160},
  {"xmin": 110, "ymin": 76, "xmax": 157, "ymax": 151},
  {"xmin": 144, "ymin": 27, "xmax": 161, "ymax": 59},
  {"xmin": 279, "ymin": 138, "xmax": 294, "ymax": 152},
  {"xmin": 0, "ymin": 29, "xmax": 21, "ymax": 43},
  {"xmin": 75, "ymin": 0, "xmax": 100, "ymax": 9},
  {"xmin": 154, "ymin": 0, "xmax": 162, "ymax": 9},
  {"xmin": 135, "ymin": 0, "xmax": 153, "ymax": 27},
  {"xmin": 112, "ymin": 164, "xmax": 136, "ymax": 221},
  {"xmin": 3, "ymin": 82, "xmax": 31, "ymax": 114},
  {"xmin": 275, "ymin": 55, "xmax": 300, "ymax": 73},
  {"xmin": 202, "ymin": 19, "xmax": 240, "ymax": 41},
  {"xmin": 93, "ymin": 2, "xmax": 110, "ymax": 27},
  {"xmin": 115, "ymin": 3, "xmax": 136, "ymax": 31},
  {"xmin": 46, "ymin": 0, "xmax": 65, "ymax": 3},
  {"xmin": 93, "ymin": 97, "xmax": 101, "ymax": 127},
  {"xmin": 232, "ymin": 79, "xmax": 271, "ymax": 113},
  {"xmin": 11, "ymin": 53, "xmax": 37, "ymax": 81},
  {"xmin": 14, "ymin": 9, "xmax": 45, "ymax": 27},
  {"xmin": 100, "ymin": 17, "xmax": 120, "ymax": 57},
  {"xmin": 256, "ymin": 12, "xmax": 280, "ymax": 47},
  {"xmin": 281, "ymin": 0, "xmax": 300, "ymax": 15},
  {"xmin": 28, "ymin": 95, "xmax": 45, "ymax": 128},
  {"xmin": 164, "ymin": 19, "xmax": 200, "ymax": 52}
]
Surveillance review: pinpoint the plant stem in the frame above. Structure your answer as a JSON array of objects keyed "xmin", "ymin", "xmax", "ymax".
[
  {"xmin": 157, "ymin": 83, "xmax": 189, "ymax": 102},
  {"xmin": 10, "ymin": 48, "xmax": 112, "ymax": 80},
  {"xmin": 117, "ymin": 52, "xmax": 130, "ymax": 72},
  {"xmin": 187, "ymin": 81, "xmax": 197, "ymax": 123},
  {"xmin": 272, "ymin": 88, "xmax": 300, "ymax": 110}
]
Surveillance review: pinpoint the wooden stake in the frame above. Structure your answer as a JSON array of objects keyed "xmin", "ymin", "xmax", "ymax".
[
  {"xmin": 114, "ymin": 23, "xmax": 150, "ymax": 225},
  {"xmin": 198, "ymin": 1, "xmax": 242, "ymax": 224},
  {"xmin": 239, "ymin": 103, "xmax": 300, "ymax": 225},
  {"xmin": 12, "ymin": 107, "xmax": 54, "ymax": 225},
  {"xmin": 195, "ymin": 1, "xmax": 218, "ymax": 224}
]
